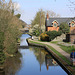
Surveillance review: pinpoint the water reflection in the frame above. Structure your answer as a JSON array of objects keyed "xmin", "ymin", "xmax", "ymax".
[
  {"xmin": 0, "ymin": 52, "xmax": 21, "ymax": 75},
  {"xmin": 45, "ymin": 54, "xmax": 58, "ymax": 70},
  {"xmin": 15, "ymin": 46, "xmax": 67, "ymax": 75},
  {"xmin": 0, "ymin": 34, "xmax": 68, "ymax": 75}
]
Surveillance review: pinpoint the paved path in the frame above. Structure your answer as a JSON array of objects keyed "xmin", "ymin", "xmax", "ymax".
[{"xmin": 29, "ymin": 39, "xmax": 71, "ymax": 61}]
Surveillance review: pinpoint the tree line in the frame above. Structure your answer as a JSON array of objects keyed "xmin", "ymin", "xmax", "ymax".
[
  {"xmin": 30, "ymin": 9, "xmax": 69, "ymax": 36},
  {"xmin": 0, "ymin": 0, "xmax": 22, "ymax": 65}
]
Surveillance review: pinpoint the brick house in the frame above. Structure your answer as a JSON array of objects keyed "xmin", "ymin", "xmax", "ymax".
[
  {"xmin": 45, "ymin": 13, "xmax": 75, "ymax": 43},
  {"xmin": 45, "ymin": 13, "xmax": 75, "ymax": 33}
]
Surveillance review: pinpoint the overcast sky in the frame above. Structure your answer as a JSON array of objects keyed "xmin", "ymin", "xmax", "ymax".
[{"xmin": 12, "ymin": 0, "xmax": 75, "ymax": 24}]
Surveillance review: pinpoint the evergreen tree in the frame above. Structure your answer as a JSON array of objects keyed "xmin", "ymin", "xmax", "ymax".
[{"xmin": 59, "ymin": 22, "xmax": 70, "ymax": 34}]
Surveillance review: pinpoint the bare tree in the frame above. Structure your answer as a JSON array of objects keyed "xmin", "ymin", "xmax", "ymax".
[
  {"xmin": 0, "ymin": 0, "xmax": 22, "ymax": 54},
  {"xmin": 47, "ymin": 10, "xmax": 60, "ymax": 17},
  {"xmin": 68, "ymin": 0, "xmax": 75, "ymax": 13}
]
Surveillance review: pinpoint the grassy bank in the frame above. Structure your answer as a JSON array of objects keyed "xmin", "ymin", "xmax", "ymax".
[
  {"xmin": 27, "ymin": 39, "xmax": 75, "ymax": 75},
  {"xmin": 58, "ymin": 45, "xmax": 75, "ymax": 54},
  {"xmin": 50, "ymin": 41, "xmax": 75, "ymax": 54},
  {"xmin": 29, "ymin": 40, "xmax": 71, "ymax": 65}
]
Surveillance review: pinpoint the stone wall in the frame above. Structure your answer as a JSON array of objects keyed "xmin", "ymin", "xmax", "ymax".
[
  {"xmin": 52, "ymin": 34, "xmax": 66, "ymax": 41},
  {"xmin": 70, "ymin": 34, "xmax": 75, "ymax": 44},
  {"xmin": 66, "ymin": 34, "xmax": 75, "ymax": 44}
]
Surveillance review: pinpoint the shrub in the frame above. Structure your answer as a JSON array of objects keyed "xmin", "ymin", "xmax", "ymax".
[
  {"xmin": 57, "ymin": 31, "xmax": 62, "ymax": 36},
  {"xmin": 17, "ymin": 38, "xmax": 20, "ymax": 43},
  {"xmin": 59, "ymin": 22, "xmax": 70, "ymax": 34},
  {"xmin": 29, "ymin": 24, "xmax": 41, "ymax": 36},
  {"xmin": 40, "ymin": 33, "xmax": 49, "ymax": 41},
  {"xmin": 0, "ymin": 50, "xmax": 5, "ymax": 65},
  {"xmin": 46, "ymin": 31, "xmax": 62, "ymax": 41},
  {"xmin": 33, "ymin": 29, "xmax": 40, "ymax": 36}
]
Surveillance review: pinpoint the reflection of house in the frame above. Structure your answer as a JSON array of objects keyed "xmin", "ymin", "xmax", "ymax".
[
  {"xmin": 52, "ymin": 59, "xmax": 58, "ymax": 65},
  {"xmin": 45, "ymin": 13, "xmax": 75, "ymax": 32},
  {"xmin": 45, "ymin": 54, "xmax": 58, "ymax": 70}
]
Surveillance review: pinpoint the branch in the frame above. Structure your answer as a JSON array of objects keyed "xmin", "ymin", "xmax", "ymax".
[{"xmin": 68, "ymin": 0, "xmax": 75, "ymax": 5}]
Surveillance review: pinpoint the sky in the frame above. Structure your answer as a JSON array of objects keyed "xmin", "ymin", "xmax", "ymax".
[{"xmin": 12, "ymin": 0, "xmax": 75, "ymax": 24}]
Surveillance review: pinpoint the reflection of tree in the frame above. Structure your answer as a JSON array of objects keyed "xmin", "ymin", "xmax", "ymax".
[
  {"xmin": 4, "ymin": 52, "xmax": 21, "ymax": 75},
  {"xmin": 29, "ymin": 46, "xmax": 46, "ymax": 65},
  {"xmin": 29, "ymin": 46, "xmax": 58, "ymax": 71}
]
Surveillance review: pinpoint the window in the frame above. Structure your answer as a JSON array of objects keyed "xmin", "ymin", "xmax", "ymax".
[
  {"xmin": 52, "ymin": 23, "xmax": 53, "ymax": 26},
  {"xmin": 72, "ymin": 23, "xmax": 74, "ymax": 27},
  {"xmin": 54, "ymin": 23, "xmax": 57, "ymax": 27},
  {"xmin": 69, "ymin": 23, "xmax": 70, "ymax": 27}
]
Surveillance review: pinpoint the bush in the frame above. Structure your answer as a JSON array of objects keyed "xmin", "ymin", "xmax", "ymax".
[
  {"xmin": 46, "ymin": 31, "xmax": 62, "ymax": 41},
  {"xmin": 59, "ymin": 22, "xmax": 70, "ymax": 34},
  {"xmin": 29, "ymin": 24, "xmax": 41, "ymax": 36},
  {"xmin": 17, "ymin": 38, "xmax": 20, "ymax": 43},
  {"xmin": 40, "ymin": 33, "xmax": 49, "ymax": 41},
  {"xmin": 57, "ymin": 31, "xmax": 62, "ymax": 36},
  {"xmin": 33, "ymin": 29, "xmax": 40, "ymax": 36},
  {"xmin": 0, "ymin": 50, "xmax": 5, "ymax": 65},
  {"xmin": 0, "ymin": 32, "xmax": 4, "ymax": 49}
]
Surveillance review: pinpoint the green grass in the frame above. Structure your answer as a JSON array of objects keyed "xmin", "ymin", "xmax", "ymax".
[
  {"xmin": 47, "ymin": 45, "xmax": 71, "ymax": 65},
  {"xmin": 58, "ymin": 44, "xmax": 75, "ymax": 54},
  {"xmin": 28, "ymin": 40, "xmax": 75, "ymax": 74},
  {"xmin": 50, "ymin": 41, "xmax": 60, "ymax": 44},
  {"xmin": 50, "ymin": 41, "xmax": 75, "ymax": 54},
  {"xmin": 29, "ymin": 40, "xmax": 71, "ymax": 65}
]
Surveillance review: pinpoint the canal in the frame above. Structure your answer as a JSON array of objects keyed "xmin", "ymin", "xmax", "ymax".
[{"xmin": 1, "ymin": 34, "xmax": 69, "ymax": 75}]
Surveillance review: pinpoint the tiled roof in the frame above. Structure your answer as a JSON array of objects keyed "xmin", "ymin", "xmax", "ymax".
[{"xmin": 46, "ymin": 17, "xmax": 75, "ymax": 26}]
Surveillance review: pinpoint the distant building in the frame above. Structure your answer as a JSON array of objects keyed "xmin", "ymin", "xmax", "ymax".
[
  {"xmin": 19, "ymin": 19, "xmax": 27, "ymax": 28},
  {"xmin": 45, "ymin": 13, "xmax": 75, "ymax": 33}
]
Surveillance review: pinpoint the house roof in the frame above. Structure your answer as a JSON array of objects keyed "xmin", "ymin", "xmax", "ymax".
[
  {"xmin": 19, "ymin": 19, "xmax": 27, "ymax": 26},
  {"xmin": 46, "ymin": 17, "xmax": 75, "ymax": 26}
]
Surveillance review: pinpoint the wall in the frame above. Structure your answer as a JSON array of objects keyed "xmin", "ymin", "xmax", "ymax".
[
  {"xmin": 70, "ymin": 34, "xmax": 75, "ymax": 44},
  {"xmin": 70, "ymin": 27, "xmax": 75, "ymax": 33},
  {"xmin": 47, "ymin": 27, "xmax": 59, "ymax": 31}
]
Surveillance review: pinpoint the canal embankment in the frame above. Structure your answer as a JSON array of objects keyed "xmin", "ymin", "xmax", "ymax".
[
  {"xmin": 27, "ymin": 38, "xmax": 75, "ymax": 75},
  {"xmin": 0, "ymin": 38, "xmax": 21, "ymax": 71}
]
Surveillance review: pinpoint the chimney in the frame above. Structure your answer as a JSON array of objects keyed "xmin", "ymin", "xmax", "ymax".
[
  {"xmin": 45, "ymin": 13, "xmax": 49, "ymax": 31},
  {"xmin": 46, "ymin": 13, "xmax": 49, "ymax": 20}
]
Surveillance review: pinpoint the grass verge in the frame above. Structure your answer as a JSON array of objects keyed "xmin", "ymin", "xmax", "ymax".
[
  {"xmin": 28, "ymin": 40, "xmax": 75, "ymax": 70},
  {"xmin": 29, "ymin": 40, "xmax": 71, "ymax": 65},
  {"xmin": 58, "ymin": 44, "xmax": 75, "ymax": 54},
  {"xmin": 50, "ymin": 41, "xmax": 75, "ymax": 54}
]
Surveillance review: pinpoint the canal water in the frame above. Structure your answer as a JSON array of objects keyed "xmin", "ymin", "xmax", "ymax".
[{"xmin": 1, "ymin": 34, "xmax": 68, "ymax": 75}]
